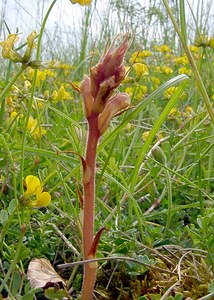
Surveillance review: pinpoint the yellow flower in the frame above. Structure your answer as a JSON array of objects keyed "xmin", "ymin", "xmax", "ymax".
[
  {"xmin": 161, "ymin": 66, "xmax": 173, "ymax": 74},
  {"xmin": 208, "ymin": 37, "xmax": 214, "ymax": 49},
  {"xmin": 150, "ymin": 76, "xmax": 161, "ymax": 88},
  {"xmin": 125, "ymin": 123, "xmax": 133, "ymax": 132},
  {"xmin": 10, "ymin": 111, "xmax": 18, "ymax": 118},
  {"xmin": 23, "ymin": 31, "xmax": 37, "ymax": 62},
  {"xmin": 168, "ymin": 107, "xmax": 181, "ymax": 119},
  {"xmin": 164, "ymin": 87, "xmax": 177, "ymax": 99},
  {"xmin": 135, "ymin": 85, "xmax": 148, "ymax": 101},
  {"xmin": 139, "ymin": 50, "xmax": 152, "ymax": 58},
  {"xmin": 25, "ymin": 175, "xmax": 42, "ymax": 195},
  {"xmin": 36, "ymin": 70, "xmax": 46, "ymax": 86},
  {"xmin": 45, "ymin": 70, "xmax": 56, "ymax": 77},
  {"xmin": 0, "ymin": 31, "xmax": 37, "ymax": 63},
  {"xmin": 155, "ymin": 44, "xmax": 172, "ymax": 53},
  {"xmin": 23, "ymin": 175, "xmax": 51, "ymax": 207},
  {"xmin": 155, "ymin": 66, "xmax": 161, "ymax": 73},
  {"xmin": 178, "ymin": 67, "xmax": 191, "ymax": 75},
  {"xmin": 129, "ymin": 51, "xmax": 144, "ymax": 64},
  {"xmin": 27, "ymin": 116, "xmax": 46, "ymax": 138},
  {"xmin": 27, "ymin": 116, "xmax": 36, "ymax": 131},
  {"xmin": 133, "ymin": 63, "xmax": 149, "ymax": 80},
  {"xmin": 189, "ymin": 45, "xmax": 199, "ymax": 53},
  {"xmin": 125, "ymin": 87, "xmax": 133, "ymax": 97},
  {"xmin": 28, "ymin": 68, "xmax": 47, "ymax": 86},
  {"xmin": 51, "ymin": 85, "xmax": 72, "ymax": 102},
  {"xmin": 0, "ymin": 34, "xmax": 23, "ymax": 62},
  {"xmin": 70, "ymin": 0, "xmax": 92, "ymax": 5},
  {"xmin": 184, "ymin": 106, "xmax": 194, "ymax": 118},
  {"xmin": 174, "ymin": 55, "xmax": 188, "ymax": 65},
  {"xmin": 142, "ymin": 131, "xmax": 150, "ymax": 141}
]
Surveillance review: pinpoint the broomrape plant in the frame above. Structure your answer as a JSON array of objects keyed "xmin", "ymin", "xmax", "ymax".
[{"xmin": 78, "ymin": 34, "xmax": 130, "ymax": 299}]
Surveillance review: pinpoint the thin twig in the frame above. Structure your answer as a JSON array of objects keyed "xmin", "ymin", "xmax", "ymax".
[
  {"xmin": 57, "ymin": 256, "xmax": 200, "ymax": 280},
  {"xmin": 50, "ymin": 223, "xmax": 80, "ymax": 256},
  {"xmin": 160, "ymin": 251, "xmax": 191, "ymax": 299}
]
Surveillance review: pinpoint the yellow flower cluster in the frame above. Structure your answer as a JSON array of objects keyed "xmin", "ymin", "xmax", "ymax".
[
  {"xmin": 178, "ymin": 67, "xmax": 191, "ymax": 76},
  {"xmin": 125, "ymin": 85, "xmax": 148, "ymax": 101},
  {"xmin": 23, "ymin": 175, "xmax": 51, "ymax": 208},
  {"xmin": 129, "ymin": 50, "xmax": 152, "ymax": 64},
  {"xmin": 155, "ymin": 44, "xmax": 172, "ymax": 53},
  {"xmin": 51, "ymin": 85, "xmax": 72, "ymax": 102},
  {"xmin": 164, "ymin": 87, "xmax": 178, "ymax": 99},
  {"xmin": 150, "ymin": 77, "xmax": 161, "ymax": 88},
  {"xmin": 133, "ymin": 63, "xmax": 149, "ymax": 80},
  {"xmin": 189, "ymin": 45, "xmax": 199, "ymax": 53},
  {"xmin": 28, "ymin": 69, "xmax": 47, "ymax": 87},
  {"xmin": 174, "ymin": 55, "xmax": 188, "ymax": 65},
  {"xmin": 168, "ymin": 107, "xmax": 181, "ymax": 119},
  {"xmin": 155, "ymin": 66, "xmax": 173, "ymax": 75}
]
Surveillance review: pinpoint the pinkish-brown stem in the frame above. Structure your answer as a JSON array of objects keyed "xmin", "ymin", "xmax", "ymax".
[{"xmin": 81, "ymin": 114, "xmax": 100, "ymax": 300}]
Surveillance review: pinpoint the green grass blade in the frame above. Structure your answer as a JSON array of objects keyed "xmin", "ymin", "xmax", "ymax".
[
  {"xmin": 130, "ymin": 79, "xmax": 188, "ymax": 193},
  {"xmin": 98, "ymin": 74, "xmax": 188, "ymax": 153}
]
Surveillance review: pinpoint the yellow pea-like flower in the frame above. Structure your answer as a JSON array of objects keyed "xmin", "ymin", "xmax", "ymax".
[
  {"xmin": 70, "ymin": 0, "xmax": 92, "ymax": 5},
  {"xmin": 25, "ymin": 175, "xmax": 42, "ymax": 195},
  {"xmin": 23, "ymin": 175, "xmax": 51, "ymax": 208}
]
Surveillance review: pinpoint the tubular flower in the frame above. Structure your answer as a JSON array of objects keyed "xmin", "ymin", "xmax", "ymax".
[
  {"xmin": 80, "ymin": 34, "xmax": 130, "ymax": 131},
  {"xmin": 23, "ymin": 175, "xmax": 51, "ymax": 208},
  {"xmin": 98, "ymin": 93, "xmax": 130, "ymax": 134}
]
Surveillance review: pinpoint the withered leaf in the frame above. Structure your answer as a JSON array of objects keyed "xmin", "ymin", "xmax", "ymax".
[{"xmin": 27, "ymin": 258, "xmax": 66, "ymax": 289}]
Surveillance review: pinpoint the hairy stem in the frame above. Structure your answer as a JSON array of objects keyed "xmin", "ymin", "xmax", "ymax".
[{"xmin": 81, "ymin": 115, "xmax": 100, "ymax": 300}]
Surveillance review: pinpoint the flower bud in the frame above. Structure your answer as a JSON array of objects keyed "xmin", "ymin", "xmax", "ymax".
[
  {"xmin": 23, "ymin": 31, "xmax": 37, "ymax": 62},
  {"xmin": 90, "ymin": 34, "xmax": 129, "ymax": 115},
  {"xmin": 151, "ymin": 146, "xmax": 166, "ymax": 165}
]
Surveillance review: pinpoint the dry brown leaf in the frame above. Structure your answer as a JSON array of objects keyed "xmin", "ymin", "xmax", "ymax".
[{"xmin": 27, "ymin": 258, "xmax": 66, "ymax": 289}]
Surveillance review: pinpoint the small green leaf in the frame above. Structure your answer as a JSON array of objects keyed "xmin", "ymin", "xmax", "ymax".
[
  {"xmin": 44, "ymin": 287, "xmax": 69, "ymax": 300},
  {"xmin": 12, "ymin": 271, "xmax": 22, "ymax": 296},
  {"xmin": 8, "ymin": 199, "xmax": 17, "ymax": 215},
  {"xmin": 208, "ymin": 280, "xmax": 214, "ymax": 292},
  {"xmin": 174, "ymin": 293, "xmax": 184, "ymax": 300},
  {"xmin": 0, "ymin": 209, "xmax": 8, "ymax": 226}
]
